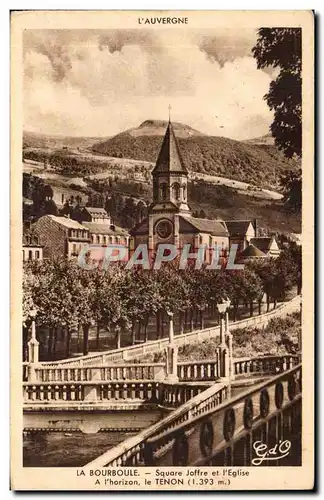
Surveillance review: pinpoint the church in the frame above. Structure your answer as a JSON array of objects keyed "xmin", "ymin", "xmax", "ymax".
[{"xmin": 129, "ymin": 119, "xmax": 275, "ymax": 263}]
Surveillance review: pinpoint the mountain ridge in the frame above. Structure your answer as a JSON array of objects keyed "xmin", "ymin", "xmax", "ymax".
[{"xmin": 91, "ymin": 121, "xmax": 298, "ymax": 189}]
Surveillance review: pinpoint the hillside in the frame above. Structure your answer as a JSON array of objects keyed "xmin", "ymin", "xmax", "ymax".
[
  {"xmin": 92, "ymin": 121, "xmax": 298, "ymax": 190},
  {"xmin": 243, "ymin": 133, "xmax": 274, "ymax": 146},
  {"xmin": 23, "ymin": 131, "xmax": 107, "ymax": 150}
]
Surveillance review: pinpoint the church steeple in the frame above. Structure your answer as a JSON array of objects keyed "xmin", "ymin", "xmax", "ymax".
[
  {"xmin": 151, "ymin": 119, "xmax": 190, "ymax": 214},
  {"xmin": 152, "ymin": 121, "xmax": 188, "ymax": 175}
]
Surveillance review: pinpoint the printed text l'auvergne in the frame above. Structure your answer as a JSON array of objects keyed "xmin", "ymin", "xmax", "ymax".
[{"xmin": 138, "ymin": 17, "xmax": 188, "ymax": 25}]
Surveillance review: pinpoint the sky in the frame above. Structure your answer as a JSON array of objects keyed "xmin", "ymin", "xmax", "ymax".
[{"xmin": 23, "ymin": 28, "xmax": 275, "ymax": 140}]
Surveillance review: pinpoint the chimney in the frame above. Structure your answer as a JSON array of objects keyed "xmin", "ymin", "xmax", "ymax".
[{"xmin": 253, "ymin": 218, "xmax": 258, "ymax": 237}]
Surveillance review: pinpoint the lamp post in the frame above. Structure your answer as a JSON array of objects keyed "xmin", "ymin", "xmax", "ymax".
[
  {"xmin": 164, "ymin": 310, "xmax": 178, "ymax": 383},
  {"xmin": 225, "ymin": 298, "xmax": 234, "ymax": 395},
  {"xmin": 216, "ymin": 299, "xmax": 233, "ymax": 385},
  {"xmin": 217, "ymin": 301, "xmax": 227, "ymax": 347},
  {"xmin": 27, "ymin": 308, "xmax": 39, "ymax": 382}
]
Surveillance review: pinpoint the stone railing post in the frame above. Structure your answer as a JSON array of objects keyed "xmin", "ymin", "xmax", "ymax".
[
  {"xmin": 164, "ymin": 312, "xmax": 179, "ymax": 383},
  {"xmin": 27, "ymin": 316, "xmax": 40, "ymax": 383},
  {"xmin": 84, "ymin": 368, "xmax": 101, "ymax": 401}
]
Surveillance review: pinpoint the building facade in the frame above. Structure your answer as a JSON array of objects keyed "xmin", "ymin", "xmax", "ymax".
[
  {"xmin": 32, "ymin": 215, "xmax": 91, "ymax": 260},
  {"xmin": 23, "ymin": 229, "xmax": 43, "ymax": 261},
  {"xmin": 32, "ymin": 210, "xmax": 129, "ymax": 261}
]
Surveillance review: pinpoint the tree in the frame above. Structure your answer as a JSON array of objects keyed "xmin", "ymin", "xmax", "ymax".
[
  {"xmin": 280, "ymin": 168, "xmax": 302, "ymax": 212},
  {"xmin": 252, "ymin": 28, "xmax": 302, "ymax": 158}
]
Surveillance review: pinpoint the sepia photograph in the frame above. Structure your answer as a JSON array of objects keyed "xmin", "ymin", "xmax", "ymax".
[{"xmin": 11, "ymin": 10, "xmax": 314, "ymax": 491}]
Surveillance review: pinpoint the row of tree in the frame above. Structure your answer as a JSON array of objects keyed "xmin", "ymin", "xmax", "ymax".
[{"xmin": 23, "ymin": 243, "xmax": 301, "ymax": 360}]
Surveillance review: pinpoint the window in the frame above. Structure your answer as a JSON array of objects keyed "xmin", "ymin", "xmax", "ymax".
[
  {"xmin": 28, "ymin": 250, "xmax": 33, "ymax": 260},
  {"xmin": 103, "ymin": 236, "xmax": 107, "ymax": 245},
  {"xmin": 160, "ymin": 183, "xmax": 167, "ymax": 201},
  {"xmin": 35, "ymin": 251, "xmax": 40, "ymax": 259},
  {"xmin": 22, "ymin": 250, "xmax": 25, "ymax": 261},
  {"xmin": 183, "ymin": 184, "xmax": 187, "ymax": 200},
  {"xmin": 172, "ymin": 183, "xmax": 180, "ymax": 201},
  {"xmin": 92, "ymin": 235, "xmax": 96, "ymax": 243},
  {"xmin": 72, "ymin": 244, "xmax": 77, "ymax": 254},
  {"xmin": 96, "ymin": 235, "xmax": 100, "ymax": 244}
]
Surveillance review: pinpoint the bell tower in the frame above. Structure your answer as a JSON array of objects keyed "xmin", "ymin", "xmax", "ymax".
[
  {"xmin": 148, "ymin": 115, "xmax": 191, "ymax": 252},
  {"xmin": 150, "ymin": 119, "xmax": 190, "ymax": 214}
]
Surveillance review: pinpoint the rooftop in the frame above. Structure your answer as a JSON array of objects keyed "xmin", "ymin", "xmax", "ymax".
[
  {"xmin": 84, "ymin": 207, "xmax": 110, "ymax": 217},
  {"xmin": 250, "ymin": 237, "xmax": 275, "ymax": 252},
  {"xmin": 48, "ymin": 215, "xmax": 86, "ymax": 230},
  {"xmin": 181, "ymin": 216, "xmax": 229, "ymax": 237},
  {"xmin": 224, "ymin": 220, "xmax": 253, "ymax": 236},
  {"xmin": 82, "ymin": 222, "xmax": 129, "ymax": 236},
  {"xmin": 240, "ymin": 244, "xmax": 266, "ymax": 258}
]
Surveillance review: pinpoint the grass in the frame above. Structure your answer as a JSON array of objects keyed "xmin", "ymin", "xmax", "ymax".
[{"xmin": 135, "ymin": 312, "xmax": 301, "ymax": 363}]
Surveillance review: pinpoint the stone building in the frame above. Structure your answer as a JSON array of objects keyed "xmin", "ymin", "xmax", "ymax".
[
  {"xmin": 32, "ymin": 215, "xmax": 90, "ymax": 260},
  {"xmin": 224, "ymin": 220, "xmax": 257, "ymax": 253},
  {"xmin": 22, "ymin": 228, "xmax": 43, "ymax": 261},
  {"xmin": 32, "ymin": 210, "xmax": 130, "ymax": 261}
]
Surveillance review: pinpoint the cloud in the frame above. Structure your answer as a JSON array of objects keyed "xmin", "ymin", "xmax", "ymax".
[{"xmin": 23, "ymin": 29, "xmax": 274, "ymax": 140}]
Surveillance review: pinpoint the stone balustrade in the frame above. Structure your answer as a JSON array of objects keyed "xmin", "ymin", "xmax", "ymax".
[
  {"xmin": 30, "ymin": 363, "xmax": 166, "ymax": 383},
  {"xmin": 23, "ymin": 380, "xmax": 212, "ymax": 407},
  {"xmin": 25, "ymin": 355, "xmax": 300, "ymax": 386},
  {"xmin": 85, "ymin": 364, "xmax": 301, "ymax": 467},
  {"xmin": 177, "ymin": 359, "xmax": 220, "ymax": 381},
  {"xmin": 233, "ymin": 354, "xmax": 300, "ymax": 377}
]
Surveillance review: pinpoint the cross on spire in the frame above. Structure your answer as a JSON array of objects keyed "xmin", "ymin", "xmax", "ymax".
[{"xmin": 168, "ymin": 104, "xmax": 171, "ymax": 123}]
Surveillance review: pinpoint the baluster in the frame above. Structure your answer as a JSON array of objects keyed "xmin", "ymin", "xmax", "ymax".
[
  {"xmin": 30, "ymin": 385, "xmax": 36, "ymax": 401},
  {"xmin": 62, "ymin": 385, "xmax": 67, "ymax": 401}
]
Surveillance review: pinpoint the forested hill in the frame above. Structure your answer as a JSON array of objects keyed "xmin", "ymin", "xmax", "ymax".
[{"xmin": 92, "ymin": 121, "xmax": 299, "ymax": 189}]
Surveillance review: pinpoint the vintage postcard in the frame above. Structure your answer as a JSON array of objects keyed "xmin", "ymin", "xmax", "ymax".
[{"xmin": 11, "ymin": 10, "xmax": 314, "ymax": 491}]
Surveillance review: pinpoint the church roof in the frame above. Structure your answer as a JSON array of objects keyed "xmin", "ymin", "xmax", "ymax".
[
  {"xmin": 225, "ymin": 220, "xmax": 252, "ymax": 236},
  {"xmin": 130, "ymin": 215, "xmax": 228, "ymax": 237},
  {"xmin": 179, "ymin": 216, "xmax": 229, "ymax": 237},
  {"xmin": 240, "ymin": 244, "xmax": 266, "ymax": 258},
  {"xmin": 152, "ymin": 121, "xmax": 188, "ymax": 174}
]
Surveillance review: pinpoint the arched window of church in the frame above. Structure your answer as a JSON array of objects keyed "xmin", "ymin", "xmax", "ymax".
[
  {"xmin": 183, "ymin": 184, "xmax": 187, "ymax": 200},
  {"xmin": 160, "ymin": 183, "xmax": 167, "ymax": 201},
  {"xmin": 172, "ymin": 183, "xmax": 180, "ymax": 201},
  {"xmin": 153, "ymin": 181, "xmax": 159, "ymax": 201}
]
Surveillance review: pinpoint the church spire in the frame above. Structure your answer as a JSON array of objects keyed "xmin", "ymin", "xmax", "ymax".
[{"xmin": 152, "ymin": 120, "xmax": 188, "ymax": 175}]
